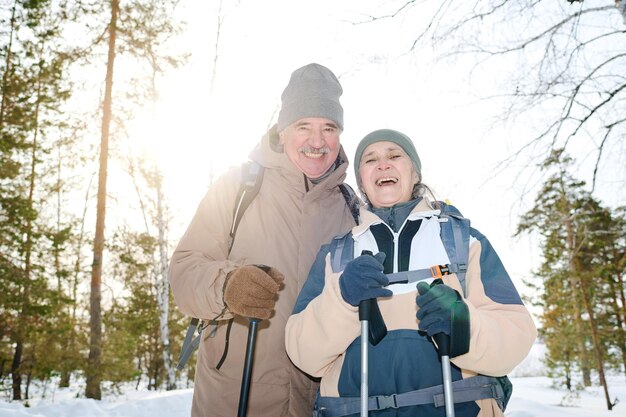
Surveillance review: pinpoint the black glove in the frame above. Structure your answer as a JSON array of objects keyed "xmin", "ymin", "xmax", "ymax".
[
  {"xmin": 224, "ymin": 265, "xmax": 284, "ymax": 320},
  {"xmin": 416, "ymin": 279, "xmax": 470, "ymax": 357},
  {"xmin": 339, "ymin": 252, "xmax": 392, "ymax": 307}
]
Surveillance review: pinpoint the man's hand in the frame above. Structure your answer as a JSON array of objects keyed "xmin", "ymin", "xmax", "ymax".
[
  {"xmin": 339, "ymin": 253, "xmax": 392, "ymax": 307},
  {"xmin": 224, "ymin": 265, "xmax": 284, "ymax": 319}
]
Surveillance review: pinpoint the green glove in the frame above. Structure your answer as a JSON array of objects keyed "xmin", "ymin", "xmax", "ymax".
[{"xmin": 416, "ymin": 279, "xmax": 470, "ymax": 357}]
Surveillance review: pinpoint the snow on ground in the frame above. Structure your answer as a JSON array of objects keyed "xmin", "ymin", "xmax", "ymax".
[{"xmin": 1, "ymin": 343, "xmax": 624, "ymax": 416}]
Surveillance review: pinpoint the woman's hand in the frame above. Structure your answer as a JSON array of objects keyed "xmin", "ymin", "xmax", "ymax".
[{"xmin": 339, "ymin": 253, "xmax": 392, "ymax": 307}]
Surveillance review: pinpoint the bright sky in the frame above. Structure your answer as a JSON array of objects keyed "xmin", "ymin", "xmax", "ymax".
[{"xmin": 124, "ymin": 0, "xmax": 563, "ymax": 319}]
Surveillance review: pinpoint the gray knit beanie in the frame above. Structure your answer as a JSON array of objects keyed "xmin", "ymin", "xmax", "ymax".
[
  {"xmin": 277, "ymin": 63, "xmax": 344, "ymax": 132},
  {"xmin": 354, "ymin": 129, "xmax": 422, "ymax": 188}
]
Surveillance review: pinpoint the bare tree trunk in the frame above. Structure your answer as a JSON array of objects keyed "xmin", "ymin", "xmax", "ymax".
[
  {"xmin": 86, "ymin": 0, "xmax": 119, "ymax": 400},
  {"xmin": 209, "ymin": 0, "xmax": 223, "ymax": 96},
  {"xmin": 4, "ymin": 1, "xmax": 21, "ymax": 401},
  {"xmin": 155, "ymin": 175, "xmax": 176, "ymax": 389},
  {"xmin": 55, "ymin": 142, "xmax": 71, "ymax": 388},
  {"xmin": 0, "ymin": 0, "xmax": 17, "ymax": 127},
  {"xmin": 579, "ymin": 273, "xmax": 615, "ymax": 410},
  {"xmin": 140, "ymin": 60, "xmax": 176, "ymax": 390},
  {"xmin": 564, "ymin": 351, "xmax": 572, "ymax": 391},
  {"xmin": 205, "ymin": 0, "xmax": 226, "ymax": 186},
  {"xmin": 60, "ymin": 172, "xmax": 95, "ymax": 388},
  {"xmin": 564, "ymin": 218, "xmax": 591, "ymax": 386},
  {"xmin": 609, "ymin": 248, "xmax": 626, "ymax": 380},
  {"xmin": 24, "ymin": 369, "xmax": 31, "ymax": 401},
  {"xmin": 567, "ymin": 282, "xmax": 591, "ymax": 385},
  {"xmin": 608, "ymin": 279, "xmax": 626, "ymax": 382},
  {"xmin": 10, "ymin": 341, "xmax": 22, "ymax": 400},
  {"xmin": 129, "ymin": 160, "xmax": 176, "ymax": 389}
]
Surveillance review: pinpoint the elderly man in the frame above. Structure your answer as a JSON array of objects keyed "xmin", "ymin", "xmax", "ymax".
[{"xmin": 168, "ymin": 63, "xmax": 359, "ymax": 417}]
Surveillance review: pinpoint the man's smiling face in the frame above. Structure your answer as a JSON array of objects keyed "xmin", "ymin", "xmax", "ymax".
[{"xmin": 279, "ymin": 117, "xmax": 341, "ymax": 179}]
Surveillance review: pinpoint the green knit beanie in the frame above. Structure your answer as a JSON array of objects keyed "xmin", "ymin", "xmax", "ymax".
[{"xmin": 354, "ymin": 129, "xmax": 421, "ymax": 188}]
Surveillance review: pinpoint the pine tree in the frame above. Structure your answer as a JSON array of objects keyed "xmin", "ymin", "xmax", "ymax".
[
  {"xmin": 0, "ymin": 0, "xmax": 79, "ymax": 400},
  {"xmin": 517, "ymin": 149, "xmax": 620, "ymax": 409},
  {"xmin": 104, "ymin": 228, "xmax": 163, "ymax": 388}
]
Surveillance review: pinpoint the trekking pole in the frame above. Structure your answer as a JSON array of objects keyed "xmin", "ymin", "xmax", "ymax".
[
  {"xmin": 358, "ymin": 251, "xmax": 388, "ymax": 417},
  {"xmin": 418, "ymin": 280, "xmax": 455, "ymax": 417},
  {"xmin": 237, "ymin": 265, "xmax": 271, "ymax": 417},
  {"xmin": 433, "ymin": 333, "xmax": 455, "ymax": 417},
  {"xmin": 237, "ymin": 317, "xmax": 259, "ymax": 417},
  {"xmin": 358, "ymin": 299, "xmax": 371, "ymax": 417}
]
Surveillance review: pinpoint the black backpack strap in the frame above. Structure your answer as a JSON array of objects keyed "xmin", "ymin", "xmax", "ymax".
[{"xmin": 338, "ymin": 183, "xmax": 360, "ymax": 225}]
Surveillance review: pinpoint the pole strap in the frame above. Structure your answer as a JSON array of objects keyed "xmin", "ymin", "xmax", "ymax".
[{"xmin": 177, "ymin": 318, "xmax": 201, "ymax": 370}]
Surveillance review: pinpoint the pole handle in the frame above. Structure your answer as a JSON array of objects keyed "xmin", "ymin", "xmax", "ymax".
[
  {"xmin": 237, "ymin": 264, "xmax": 275, "ymax": 417},
  {"xmin": 358, "ymin": 251, "xmax": 387, "ymax": 345},
  {"xmin": 418, "ymin": 278, "xmax": 452, "ymax": 357},
  {"xmin": 433, "ymin": 333, "xmax": 450, "ymax": 357}
]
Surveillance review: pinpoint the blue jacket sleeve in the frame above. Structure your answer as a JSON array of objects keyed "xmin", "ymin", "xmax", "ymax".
[{"xmin": 471, "ymin": 227, "xmax": 523, "ymax": 305}]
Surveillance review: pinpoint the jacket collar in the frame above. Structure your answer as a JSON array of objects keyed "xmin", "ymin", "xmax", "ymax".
[{"xmin": 353, "ymin": 196, "xmax": 440, "ymax": 237}]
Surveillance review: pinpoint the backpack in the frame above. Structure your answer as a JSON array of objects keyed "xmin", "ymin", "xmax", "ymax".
[
  {"xmin": 328, "ymin": 201, "xmax": 470, "ymax": 294},
  {"xmin": 176, "ymin": 161, "xmax": 360, "ymax": 370}
]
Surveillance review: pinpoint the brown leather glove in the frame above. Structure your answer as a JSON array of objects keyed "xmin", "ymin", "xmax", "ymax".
[{"xmin": 223, "ymin": 265, "xmax": 285, "ymax": 320}]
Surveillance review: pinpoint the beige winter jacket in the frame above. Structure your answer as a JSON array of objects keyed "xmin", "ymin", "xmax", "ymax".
[{"xmin": 168, "ymin": 125, "xmax": 357, "ymax": 417}]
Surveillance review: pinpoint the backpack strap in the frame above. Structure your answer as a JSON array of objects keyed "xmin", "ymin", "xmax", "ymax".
[
  {"xmin": 178, "ymin": 166, "xmax": 364, "ymax": 370},
  {"xmin": 325, "ymin": 183, "xmax": 360, "ymax": 272},
  {"xmin": 329, "ymin": 232, "xmax": 355, "ymax": 273},
  {"xmin": 228, "ymin": 161, "xmax": 264, "ymax": 252},
  {"xmin": 328, "ymin": 202, "xmax": 471, "ymax": 296},
  {"xmin": 338, "ymin": 183, "xmax": 360, "ymax": 225},
  {"xmin": 176, "ymin": 317, "xmax": 201, "ymax": 370},
  {"xmin": 315, "ymin": 375, "xmax": 508, "ymax": 417},
  {"xmin": 177, "ymin": 161, "xmax": 264, "ymax": 370},
  {"xmin": 178, "ymin": 164, "xmax": 359, "ymax": 370},
  {"xmin": 438, "ymin": 202, "xmax": 470, "ymax": 296}
]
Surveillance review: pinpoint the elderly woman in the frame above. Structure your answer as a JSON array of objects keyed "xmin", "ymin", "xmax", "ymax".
[{"xmin": 285, "ymin": 129, "xmax": 537, "ymax": 417}]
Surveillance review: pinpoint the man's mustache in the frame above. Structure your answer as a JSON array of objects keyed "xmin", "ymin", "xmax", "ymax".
[{"xmin": 299, "ymin": 147, "xmax": 330, "ymax": 154}]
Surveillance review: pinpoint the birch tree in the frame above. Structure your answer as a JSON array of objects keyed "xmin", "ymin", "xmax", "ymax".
[{"xmin": 127, "ymin": 156, "xmax": 176, "ymax": 390}]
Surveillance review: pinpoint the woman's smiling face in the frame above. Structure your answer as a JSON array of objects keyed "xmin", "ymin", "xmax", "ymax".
[{"xmin": 358, "ymin": 141, "xmax": 419, "ymax": 208}]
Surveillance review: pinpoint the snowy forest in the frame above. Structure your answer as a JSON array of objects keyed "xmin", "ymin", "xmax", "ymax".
[{"xmin": 1, "ymin": 0, "xmax": 625, "ymax": 414}]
